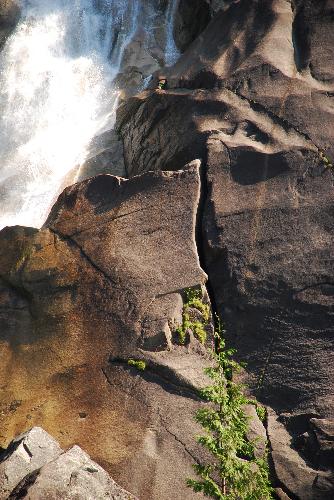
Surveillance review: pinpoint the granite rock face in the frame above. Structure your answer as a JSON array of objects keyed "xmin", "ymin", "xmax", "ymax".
[
  {"xmin": 166, "ymin": 0, "xmax": 334, "ymax": 158},
  {"xmin": 120, "ymin": 84, "xmax": 334, "ymax": 415},
  {"xmin": 77, "ymin": 129, "xmax": 126, "ymax": 182},
  {"xmin": 0, "ymin": 0, "xmax": 20, "ymax": 48},
  {"xmin": 268, "ymin": 411, "xmax": 334, "ymax": 499},
  {"xmin": 117, "ymin": 0, "xmax": 334, "ymax": 495},
  {"xmin": 173, "ymin": 0, "xmax": 211, "ymax": 52},
  {"xmin": 0, "ymin": 164, "xmax": 210, "ymax": 499},
  {"xmin": 0, "ymin": 427, "xmax": 62, "ymax": 499},
  {"xmin": 0, "ymin": 427, "xmax": 136, "ymax": 499},
  {"xmin": 0, "ymin": 0, "xmax": 333, "ymax": 497}
]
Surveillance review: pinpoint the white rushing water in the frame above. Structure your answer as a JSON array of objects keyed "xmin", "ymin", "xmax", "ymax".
[
  {"xmin": 165, "ymin": 0, "xmax": 180, "ymax": 67},
  {"xmin": 0, "ymin": 0, "xmax": 180, "ymax": 229}
]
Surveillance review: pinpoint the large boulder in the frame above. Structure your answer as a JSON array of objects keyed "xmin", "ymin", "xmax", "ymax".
[
  {"xmin": 117, "ymin": 0, "xmax": 334, "ymax": 495},
  {"xmin": 268, "ymin": 411, "xmax": 334, "ymax": 499},
  {"xmin": 0, "ymin": 0, "xmax": 20, "ymax": 48},
  {"xmin": 10, "ymin": 446, "xmax": 137, "ymax": 500},
  {"xmin": 0, "ymin": 164, "xmax": 210, "ymax": 499},
  {"xmin": 0, "ymin": 427, "xmax": 136, "ymax": 499},
  {"xmin": 0, "ymin": 427, "xmax": 62, "ymax": 499},
  {"xmin": 165, "ymin": 0, "xmax": 334, "ymax": 158},
  {"xmin": 119, "ymin": 85, "xmax": 334, "ymax": 414}
]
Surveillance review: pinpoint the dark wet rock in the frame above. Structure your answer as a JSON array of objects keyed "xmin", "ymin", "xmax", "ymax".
[
  {"xmin": 174, "ymin": 0, "xmax": 211, "ymax": 52},
  {"xmin": 117, "ymin": 89, "xmax": 210, "ymax": 176},
  {"xmin": 77, "ymin": 129, "xmax": 126, "ymax": 181},
  {"xmin": 0, "ymin": 1, "xmax": 20, "ymax": 48}
]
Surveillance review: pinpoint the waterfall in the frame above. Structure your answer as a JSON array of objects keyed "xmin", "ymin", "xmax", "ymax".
[
  {"xmin": 0, "ymin": 0, "xmax": 180, "ymax": 229},
  {"xmin": 165, "ymin": 0, "xmax": 180, "ymax": 67}
]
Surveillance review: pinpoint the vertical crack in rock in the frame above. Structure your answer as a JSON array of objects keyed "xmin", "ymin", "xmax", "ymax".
[
  {"xmin": 194, "ymin": 147, "xmax": 287, "ymax": 488},
  {"xmin": 22, "ymin": 443, "xmax": 33, "ymax": 460},
  {"xmin": 193, "ymin": 158, "xmax": 219, "ymax": 319},
  {"xmin": 157, "ymin": 417, "xmax": 201, "ymax": 466},
  {"xmin": 101, "ymin": 366, "xmax": 201, "ymax": 466}
]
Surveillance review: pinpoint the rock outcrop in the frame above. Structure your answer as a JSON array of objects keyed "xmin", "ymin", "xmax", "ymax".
[
  {"xmin": 268, "ymin": 411, "xmax": 334, "ymax": 499},
  {"xmin": 0, "ymin": 427, "xmax": 135, "ymax": 499},
  {"xmin": 77, "ymin": 129, "xmax": 126, "ymax": 182},
  {"xmin": 0, "ymin": 0, "xmax": 20, "ymax": 48},
  {"xmin": 0, "ymin": 0, "xmax": 333, "ymax": 498},
  {"xmin": 0, "ymin": 427, "xmax": 62, "ymax": 499},
  {"xmin": 117, "ymin": 0, "xmax": 334, "ymax": 495},
  {"xmin": 0, "ymin": 163, "xmax": 212, "ymax": 499}
]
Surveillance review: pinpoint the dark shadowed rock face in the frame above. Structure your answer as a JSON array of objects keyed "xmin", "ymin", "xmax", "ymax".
[
  {"xmin": 117, "ymin": 0, "xmax": 334, "ymax": 496},
  {"xmin": 0, "ymin": 1, "xmax": 20, "ymax": 48},
  {"xmin": 164, "ymin": 0, "xmax": 334, "ymax": 159},
  {"xmin": 76, "ymin": 129, "xmax": 126, "ymax": 181},
  {"xmin": 173, "ymin": 0, "xmax": 211, "ymax": 52},
  {"xmin": 0, "ymin": 164, "xmax": 211, "ymax": 499},
  {"xmin": 267, "ymin": 411, "xmax": 334, "ymax": 500}
]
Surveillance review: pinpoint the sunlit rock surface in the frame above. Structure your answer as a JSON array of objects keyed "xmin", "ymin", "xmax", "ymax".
[
  {"xmin": 0, "ymin": 426, "xmax": 62, "ymax": 499},
  {"xmin": 0, "ymin": 0, "xmax": 333, "ymax": 498},
  {"xmin": 0, "ymin": 164, "xmax": 209, "ymax": 499},
  {"xmin": 0, "ymin": 427, "xmax": 136, "ymax": 499}
]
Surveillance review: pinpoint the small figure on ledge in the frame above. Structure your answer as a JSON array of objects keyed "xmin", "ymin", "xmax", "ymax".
[{"xmin": 157, "ymin": 77, "xmax": 167, "ymax": 90}]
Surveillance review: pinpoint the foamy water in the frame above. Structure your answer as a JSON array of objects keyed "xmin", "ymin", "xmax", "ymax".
[{"xmin": 0, "ymin": 0, "xmax": 179, "ymax": 228}]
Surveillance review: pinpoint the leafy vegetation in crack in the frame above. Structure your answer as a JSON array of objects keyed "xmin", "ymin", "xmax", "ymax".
[
  {"xmin": 127, "ymin": 359, "xmax": 146, "ymax": 371},
  {"xmin": 187, "ymin": 319, "xmax": 273, "ymax": 499},
  {"xmin": 255, "ymin": 404, "xmax": 266, "ymax": 424},
  {"xmin": 175, "ymin": 287, "xmax": 211, "ymax": 345},
  {"xmin": 319, "ymin": 150, "xmax": 333, "ymax": 171}
]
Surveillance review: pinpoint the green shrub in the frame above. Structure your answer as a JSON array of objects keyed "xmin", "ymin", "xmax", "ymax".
[
  {"xmin": 185, "ymin": 288, "xmax": 211, "ymax": 322},
  {"xmin": 255, "ymin": 404, "xmax": 267, "ymax": 423},
  {"xmin": 176, "ymin": 325, "xmax": 187, "ymax": 345},
  {"xmin": 127, "ymin": 359, "xmax": 146, "ymax": 371},
  {"xmin": 192, "ymin": 321, "xmax": 208, "ymax": 345},
  {"xmin": 319, "ymin": 150, "xmax": 333, "ymax": 170},
  {"xmin": 176, "ymin": 288, "xmax": 210, "ymax": 345},
  {"xmin": 187, "ymin": 319, "xmax": 273, "ymax": 499}
]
